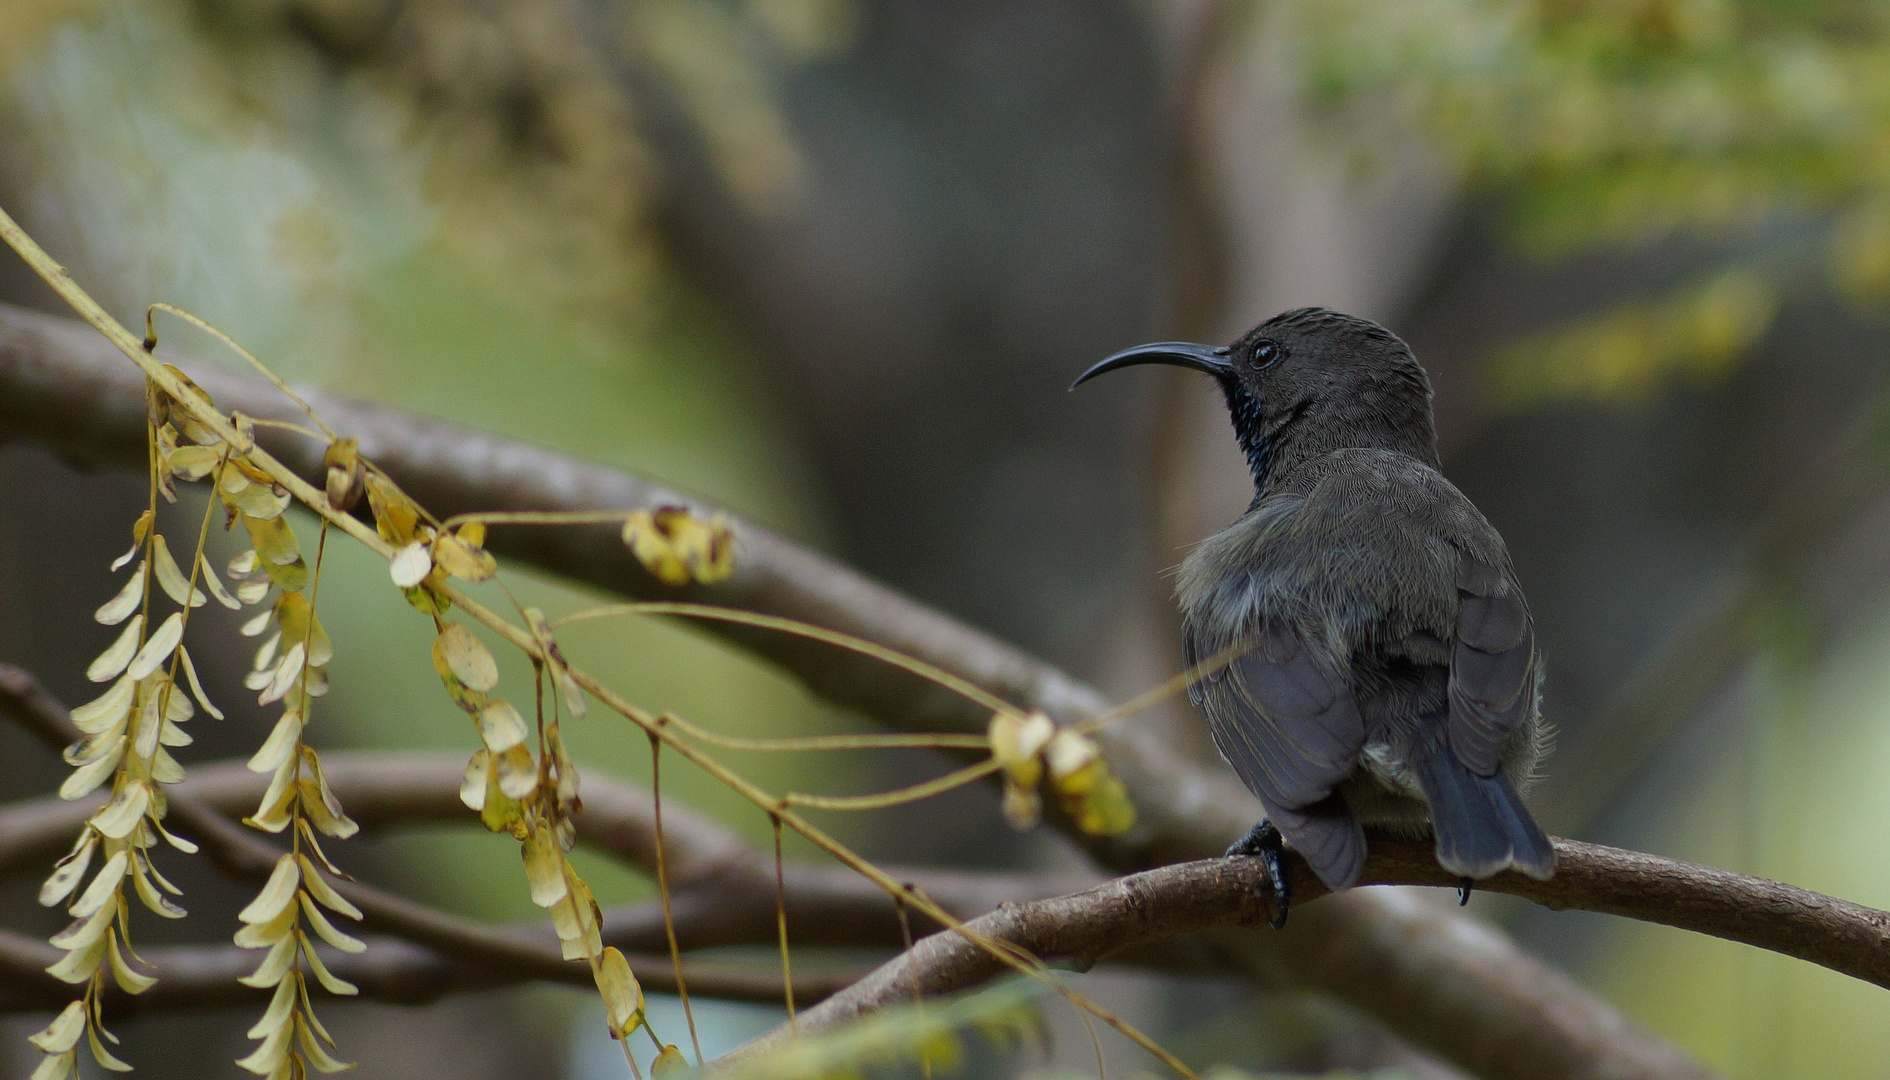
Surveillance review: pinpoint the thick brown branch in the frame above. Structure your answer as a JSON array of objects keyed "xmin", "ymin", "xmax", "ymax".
[
  {"xmin": 0, "ymin": 304, "xmax": 1708, "ymax": 1079},
  {"xmin": 746, "ymin": 835, "xmax": 1884, "ymax": 1075}
]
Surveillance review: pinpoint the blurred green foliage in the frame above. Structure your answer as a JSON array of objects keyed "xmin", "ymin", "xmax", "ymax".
[{"xmin": 1291, "ymin": 0, "xmax": 1890, "ymax": 403}]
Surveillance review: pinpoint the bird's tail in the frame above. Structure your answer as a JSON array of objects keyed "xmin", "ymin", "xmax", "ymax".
[{"xmin": 1413, "ymin": 738, "xmax": 1556, "ymax": 881}]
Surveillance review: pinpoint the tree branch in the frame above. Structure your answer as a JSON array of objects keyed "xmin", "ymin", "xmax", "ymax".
[
  {"xmin": 0, "ymin": 303, "xmax": 1711, "ymax": 1079},
  {"xmin": 743, "ymin": 834, "xmax": 1887, "ymax": 1077}
]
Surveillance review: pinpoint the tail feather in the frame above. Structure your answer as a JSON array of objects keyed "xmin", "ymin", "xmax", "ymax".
[{"xmin": 1414, "ymin": 746, "xmax": 1555, "ymax": 881}]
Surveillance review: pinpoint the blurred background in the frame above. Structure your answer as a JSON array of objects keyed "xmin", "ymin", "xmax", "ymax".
[{"xmin": 4, "ymin": 0, "xmax": 1890, "ymax": 1077}]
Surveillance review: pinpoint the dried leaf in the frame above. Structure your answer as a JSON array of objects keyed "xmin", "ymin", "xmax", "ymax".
[
  {"xmin": 249, "ymin": 711, "xmax": 304, "ymax": 774},
  {"xmin": 521, "ymin": 832, "xmax": 569, "ymax": 908},
  {"xmin": 1001, "ymin": 783, "xmax": 1042, "ymax": 830},
  {"xmin": 58, "ymin": 739, "xmax": 125, "ymax": 800},
  {"xmin": 389, "ymin": 541, "xmax": 432, "ymax": 588},
  {"xmin": 547, "ymin": 723, "xmax": 581, "ymax": 812},
  {"xmin": 259, "ymin": 556, "xmax": 309, "ymax": 593},
  {"xmin": 243, "ymin": 513, "xmax": 301, "ymax": 566},
  {"xmin": 237, "ymin": 855, "xmax": 301, "ymax": 926},
  {"xmin": 49, "ymin": 895, "xmax": 118, "ymax": 951},
  {"xmin": 299, "ymin": 749, "xmax": 359, "ymax": 838},
  {"xmin": 297, "ymin": 855, "xmax": 363, "ymax": 920},
  {"xmin": 496, "ymin": 743, "xmax": 538, "ymax": 799},
  {"xmin": 228, "ymin": 549, "xmax": 259, "ymax": 577},
  {"xmin": 111, "ymin": 511, "xmax": 153, "ymax": 572},
  {"xmin": 246, "ymin": 754, "xmax": 300, "ymax": 833},
  {"xmin": 480, "ymin": 772, "xmax": 524, "ymax": 834},
  {"xmin": 258, "ymin": 642, "xmax": 306, "ymax": 707},
  {"xmin": 241, "ymin": 606, "xmax": 275, "ymax": 638},
  {"xmin": 28, "ymin": 1001, "xmax": 86, "ymax": 1055},
  {"xmin": 596, "ymin": 947, "xmax": 645, "ymax": 1037},
  {"xmin": 300, "ymin": 894, "xmax": 365, "ymax": 953},
  {"xmin": 459, "ymin": 751, "xmax": 490, "ymax": 811},
  {"xmin": 323, "ymin": 438, "xmax": 365, "ymax": 512},
  {"xmin": 132, "ymin": 687, "xmax": 165, "ymax": 760},
  {"xmin": 1044, "ymin": 730, "xmax": 1100, "ymax": 787},
  {"xmin": 106, "ymin": 931, "xmax": 156, "ymax": 994},
  {"xmin": 365, "ymin": 472, "xmax": 422, "ymax": 544},
  {"xmin": 168, "ymin": 444, "xmax": 221, "ymax": 481},
  {"xmin": 44, "ymin": 929, "xmax": 109, "ymax": 984},
  {"xmin": 151, "ymin": 535, "xmax": 206, "ymax": 608},
  {"xmin": 131, "ymin": 859, "xmax": 186, "ymax": 918},
  {"xmin": 177, "ymin": 645, "xmax": 224, "ymax": 719},
  {"xmin": 622, "ymin": 510, "xmax": 689, "ymax": 587},
  {"xmin": 236, "ymin": 931, "xmax": 298, "ymax": 989},
  {"xmin": 526, "ymin": 607, "xmax": 587, "ymax": 718},
  {"xmin": 435, "ymin": 624, "xmax": 499, "ymax": 692},
  {"xmin": 71, "ymin": 674, "xmax": 135, "ymax": 734},
  {"xmin": 234, "ymin": 895, "xmax": 300, "ymax": 949},
  {"xmin": 990, "ymin": 712, "xmax": 1053, "ymax": 789},
  {"xmin": 30, "ymin": 1048, "xmax": 76, "ymax": 1080},
  {"xmin": 551, "ymin": 876, "xmax": 602, "ymax": 959},
  {"xmin": 86, "ymin": 1016, "xmax": 132, "ymax": 1072},
  {"xmin": 225, "ymin": 478, "xmax": 291, "ymax": 521},
  {"xmin": 479, "ymin": 698, "xmax": 530, "ymax": 753},
  {"xmin": 92, "ymin": 782, "xmax": 151, "ymax": 840},
  {"xmin": 94, "ymin": 563, "xmax": 146, "ymax": 626},
  {"xmin": 127, "ymin": 612, "xmax": 185, "ymax": 681},
  {"xmin": 87, "ymin": 615, "xmax": 144, "ymax": 683},
  {"xmin": 234, "ymin": 1011, "xmax": 293, "ymax": 1073},
  {"xmin": 199, "ymin": 555, "xmax": 240, "ymax": 609},
  {"xmin": 246, "ymin": 977, "xmax": 297, "ymax": 1041},
  {"xmin": 150, "ymin": 746, "xmax": 187, "ymax": 784},
  {"xmin": 39, "ymin": 834, "xmax": 98, "ymax": 908},
  {"xmin": 433, "ymin": 526, "xmax": 497, "ymax": 582}
]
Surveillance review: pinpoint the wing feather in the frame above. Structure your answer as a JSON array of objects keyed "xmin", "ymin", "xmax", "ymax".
[{"xmin": 1447, "ymin": 551, "xmax": 1536, "ymax": 777}]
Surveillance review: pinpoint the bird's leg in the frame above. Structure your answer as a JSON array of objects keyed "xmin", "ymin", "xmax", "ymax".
[
  {"xmin": 1226, "ymin": 820, "xmax": 1292, "ymax": 930},
  {"xmin": 1457, "ymin": 877, "xmax": 1474, "ymax": 906}
]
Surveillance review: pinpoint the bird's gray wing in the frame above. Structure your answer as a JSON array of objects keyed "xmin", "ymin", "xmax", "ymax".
[
  {"xmin": 1189, "ymin": 620, "xmax": 1368, "ymax": 888},
  {"xmin": 1190, "ymin": 621, "xmax": 1366, "ymax": 812},
  {"xmin": 1447, "ymin": 549, "xmax": 1535, "ymax": 777}
]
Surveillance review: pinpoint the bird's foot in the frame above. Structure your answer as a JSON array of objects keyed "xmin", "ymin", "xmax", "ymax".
[
  {"xmin": 1457, "ymin": 877, "xmax": 1474, "ymax": 906},
  {"xmin": 1226, "ymin": 821, "xmax": 1291, "ymax": 930}
]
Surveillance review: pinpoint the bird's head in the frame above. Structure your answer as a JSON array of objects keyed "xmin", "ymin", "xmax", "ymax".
[{"xmin": 1073, "ymin": 307, "xmax": 1438, "ymax": 490}]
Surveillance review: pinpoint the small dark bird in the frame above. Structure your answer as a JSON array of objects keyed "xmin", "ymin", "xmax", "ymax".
[{"xmin": 1074, "ymin": 307, "xmax": 1554, "ymax": 926}]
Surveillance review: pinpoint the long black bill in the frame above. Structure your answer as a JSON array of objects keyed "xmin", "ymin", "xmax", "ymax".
[{"xmin": 1069, "ymin": 342, "xmax": 1233, "ymax": 390}]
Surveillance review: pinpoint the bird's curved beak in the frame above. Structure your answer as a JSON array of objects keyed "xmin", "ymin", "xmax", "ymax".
[{"xmin": 1069, "ymin": 342, "xmax": 1232, "ymax": 390}]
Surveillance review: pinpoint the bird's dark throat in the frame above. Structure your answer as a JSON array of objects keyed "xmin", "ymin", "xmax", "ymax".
[{"xmin": 1221, "ymin": 379, "xmax": 1309, "ymax": 498}]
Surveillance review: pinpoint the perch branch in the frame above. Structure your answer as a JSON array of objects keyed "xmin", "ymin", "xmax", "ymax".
[{"xmin": 744, "ymin": 834, "xmax": 1884, "ymax": 1078}]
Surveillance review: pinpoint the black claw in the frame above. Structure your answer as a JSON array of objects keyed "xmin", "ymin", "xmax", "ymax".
[
  {"xmin": 1457, "ymin": 877, "xmax": 1474, "ymax": 906},
  {"xmin": 1226, "ymin": 821, "xmax": 1292, "ymax": 930}
]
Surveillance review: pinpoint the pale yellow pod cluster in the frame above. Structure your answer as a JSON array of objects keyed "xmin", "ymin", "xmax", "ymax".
[
  {"xmin": 987, "ymin": 711, "xmax": 1136, "ymax": 836},
  {"xmin": 621, "ymin": 506, "xmax": 737, "ymax": 587},
  {"xmin": 429, "ymin": 616, "xmax": 649, "ymax": 1046},
  {"xmin": 231, "ymin": 854, "xmax": 363, "ymax": 1079},
  {"xmin": 29, "ymin": 368, "xmax": 370, "ymax": 1080},
  {"xmin": 433, "ymin": 621, "xmax": 583, "ymax": 836}
]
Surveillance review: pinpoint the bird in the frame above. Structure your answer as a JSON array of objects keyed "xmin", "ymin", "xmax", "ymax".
[{"xmin": 1072, "ymin": 307, "xmax": 1554, "ymax": 927}]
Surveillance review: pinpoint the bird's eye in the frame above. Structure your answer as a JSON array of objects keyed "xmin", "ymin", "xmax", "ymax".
[{"xmin": 1253, "ymin": 340, "xmax": 1282, "ymax": 368}]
